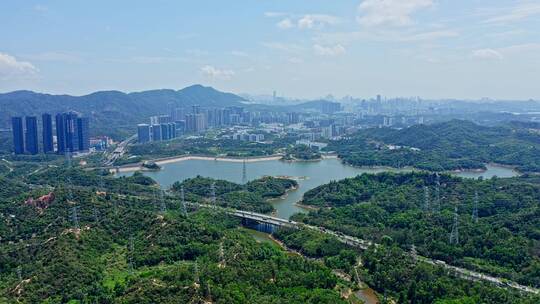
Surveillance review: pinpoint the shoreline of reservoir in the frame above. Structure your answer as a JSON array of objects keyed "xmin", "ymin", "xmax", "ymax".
[
  {"xmin": 112, "ymin": 153, "xmax": 340, "ymax": 173},
  {"xmin": 114, "ymin": 154, "xmax": 285, "ymax": 173}
]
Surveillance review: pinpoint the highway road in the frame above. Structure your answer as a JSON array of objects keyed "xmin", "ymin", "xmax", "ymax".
[{"xmin": 103, "ymin": 134, "xmax": 136, "ymax": 166}]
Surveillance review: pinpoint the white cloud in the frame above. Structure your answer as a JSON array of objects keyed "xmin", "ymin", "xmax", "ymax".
[
  {"xmin": 314, "ymin": 44, "xmax": 346, "ymax": 56},
  {"xmin": 271, "ymin": 14, "xmax": 340, "ymax": 30},
  {"xmin": 484, "ymin": 3, "xmax": 540, "ymax": 24},
  {"xmin": 0, "ymin": 52, "xmax": 39, "ymax": 80},
  {"xmin": 200, "ymin": 65, "xmax": 235, "ymax": 80},
  {"xmin": 471, "ymin": 44, "xmax": 540, "ymax": 61},
  {"xmin": 297, "ymin": 14, "xmax": 340, "ymax": 29},
  {"xmin": 277, "ymin": 18, "xmax": 294, "ymax": 29},
  {"xmin": 357, "ymin": 0, "xmax": 433, "ymax": 27},
  {"xmin": 472, "ymin": 49, "xmax": 503, "ymax": 60}
]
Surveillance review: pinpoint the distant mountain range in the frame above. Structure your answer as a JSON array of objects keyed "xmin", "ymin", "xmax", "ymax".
[{"xmin": 0, "ymin": 85, "xmax": 246, "ymax": 139}]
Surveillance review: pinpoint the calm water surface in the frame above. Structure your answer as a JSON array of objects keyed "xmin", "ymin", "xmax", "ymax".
[{"xmin": 117, "ymin": 159, "xmax": 518, "ymax": 219}]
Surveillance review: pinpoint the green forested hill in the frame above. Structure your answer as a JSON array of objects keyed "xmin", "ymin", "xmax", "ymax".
[
  {"xmin": 295, "ymin": 172, "xmax": 540, "ymax": 287},
  {"xmin": 0, "ymin": 169, "xmax": 344, "ymax": 303},
  {"xmin": 1, "ymin": 166, "xmax": 540, "ymax": 303},
  {"xmin": 172, "ymin": 175, "xmax": 297, "ymax": 213},
  {"xmin": 328, "ymin": 120, "xmax": 540, "ymax": 172}
]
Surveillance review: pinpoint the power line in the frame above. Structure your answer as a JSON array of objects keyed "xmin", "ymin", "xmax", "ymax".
[
  {"xmin": 194, "ymin": 261, "xmax": 200, "ymax": 285},
  {"xmin": 180, "ymin": 185, "xmax": 187, "ymax": 216},
  {"xmin": 159, "ymin": 189, "xmax": 167, "ymax": 214},
  {"xmin": 93, "ymin": 206, "xmax": 99, "ymax": 223},
  {"xmin": 242, "ymin": 159, "xmax": 247, "ymax": 185},
  {"xmin": 65, "ymin": 152, "xmax": 74, "ymax": 203},
  {"xmin": 16, "ymin": 265, "xmax": 22, "ymax": 281},
  {"xmin": 210, "ymin": 182, "xmax": 216, "ymax": 205},
  {"xmin": 450, "ymin": 206, "xmax": 459, "ymax": 245},
  {"xmin": 70, "ymin": 206, "xmax": 80, "ymax": 229},
  {"xmin": 128, "ymin": 235, "xmax": 134, "ymax": 274},
  {"xmin": 435, "ymin": 173, "xmax": 441, "ymax": 212},
  {"xmin": 472, "ymin": 191, "xmax": 479, "ymax": 223},
  {"xmin": 423, "ymin": 186, "xmax": 430, "ymax": 212},
  {"xmin": 219, "ymin": 241, "xmax": 225, "ymax": 267}
]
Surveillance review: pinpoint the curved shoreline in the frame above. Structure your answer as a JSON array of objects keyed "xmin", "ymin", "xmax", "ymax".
[
  {"xmin": 112, "ymin": 153, "xmax": 340, "ymax": 173},
  {"xmin": 114, "ymin": 154, "xmax": 284, "ymax": 173},
  {"xmin": 111, "ymin": 153, "xmax": 520, "ymax": 179}
]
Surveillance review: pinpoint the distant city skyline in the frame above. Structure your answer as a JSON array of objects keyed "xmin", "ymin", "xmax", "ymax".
[{"xmin": 1, "ymin": 1, "xmax": 539, "ymax": 100}]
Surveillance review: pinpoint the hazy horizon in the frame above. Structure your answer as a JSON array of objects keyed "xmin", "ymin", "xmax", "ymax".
[
  {"xmin": 1, "ymin": 83, "xmax": 539, "ymax": 103},
  {"xmin": 1, "ymin": 1, "xmax": 539, "ymax": 100}
]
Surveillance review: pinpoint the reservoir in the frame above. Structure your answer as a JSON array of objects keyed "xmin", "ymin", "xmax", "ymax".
[{"xmin": 117, "ymin": 159, "xmax": 518, "ymax": 219}]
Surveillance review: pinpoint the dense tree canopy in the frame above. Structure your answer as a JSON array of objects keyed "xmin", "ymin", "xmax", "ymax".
[
  {"xmin": 326, "ymin": 120, "xmax": 540, "ymax": 172},
  {"xmin": 294, "ymin": 172, "xmax": 540, "ymax": 287},
  {"xmin": 0, "ymin": 168, "xmax": 343, "ymax": 303},
  {"xmin": 171, "ymin": 175, "xmax": 297, "ymax": 213}
]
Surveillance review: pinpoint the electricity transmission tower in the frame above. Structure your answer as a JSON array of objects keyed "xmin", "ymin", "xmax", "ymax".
[
  {"xmin": 65, "ymin": 152, "xmax": 74, "ymax": 203},
  {"xmin": 449, "ymin": 206, "xmax": 459, "ymax": 245},
  {"xmin": 93, "ymin": 206, "xmax": 99, "ymax": 222},
  {"xmin": 423, "ymin": 186, "xmax": 430, "ymax": 212},
  {"xmin": 219, "ymin": 242, "xmax": 225, "ymax": 267},
  {"xmin": 180, "ymin": 185, "xmax": 187, "ymax": 216},
  {"xmin": 70, "ymin": 206, "xmax": 80, "ymax": 229},
  {"xmin": 194, "ymin": 261, "xmax": 200, "ymax": 285},
  {"xmin": 435, "ymin": 173, "xmax": 441, "ymax": 211},
  {"xmin": 128, "ymin": 235, "xmax": 134, "ymax": 274},
  {"xmin": 410, "ymin": 245, "xmax": 418, "ymax": 260},
  {"xmin": 242, "ymin": 159, "xmax": 247, "ymax": 185},
  {"xmin": 98, "ymin": 172, "xmax": 105, "ymax": 192},
  {"xmin": 210, "ymin": 182, "xmax": 216, "ymax": 205},
  {"xmin": 159, "ymin": 189, "xmax": 167, "ymax": 214},
  {"xmin": 472, "ymin": 191, "xmax": 479, "ymax": 223},
  {"xmin": 16, "ymin": 266, "xmax": 22, "ymax": 281}
]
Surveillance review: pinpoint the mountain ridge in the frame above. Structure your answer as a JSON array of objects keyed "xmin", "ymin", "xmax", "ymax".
[{"xmin": 0, "ymin": 85, "xmax": 246, "ymax": 139}]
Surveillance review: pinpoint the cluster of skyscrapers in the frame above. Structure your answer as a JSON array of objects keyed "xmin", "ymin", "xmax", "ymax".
[
  {"xmin": 138, "ymin": 105, "xmax": 252, "ymax": 143},
  {"xmin": 11, "ymin": 112, "xmax": 90, "ymax": 155},
  {"xmin": 137, "ymin": 121, "xmax": 177, "ymax": 144}
]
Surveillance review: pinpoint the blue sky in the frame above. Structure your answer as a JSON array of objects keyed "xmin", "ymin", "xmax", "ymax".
[{"xmin": 1, "ymin": 0, "xmax": 539, "ymax": 99}]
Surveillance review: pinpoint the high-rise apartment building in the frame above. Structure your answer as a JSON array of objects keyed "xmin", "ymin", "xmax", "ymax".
[
  {"xmin": 54, "ymin": 112, "xmax": 90, "ymax": 154},
  {"xmin": 151, "ymin": 124, "xmax": 162, "ymax": 141},
  {"xmin": 25, "ymin": 116, "xmax": 39, "ymax": 154},
  {"xmin": 42, "ymin": 113, "xmax": 54, "ymax": 153},
  {"xmin": 12, "ymin": 112, "xmax": 89, "ymax": 155},
  {"xmin": 11, "ymin": 117, "xmax": 24, "ymax": 154},
  {"xmin": 55, "ymin": 113, "xmax": 66, "ymax": 154},
  {"xmin": 137, "ymin": 124, "xmax": 151, "ymax": 143},
  {"xmin": 64, "ymin": 112, "xmax": 79, "ymax": 153},
  {"xmin": 77, "ymin": 117, "xmax": 90, "ymax": 151},
  {"xmin": 168, "ymin": 123, "xmax": 176, "ymax": 139},
  {"xmin": 160, "ymin": 123, "xmax": 170, "ymax": 140},
  {"xmin": 185, "ymin": 113, "xmax": 207, "ymax": 133},
  {"xmin": 321, "ymin": 101, "xmax": 341, "ymax": 115}
]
